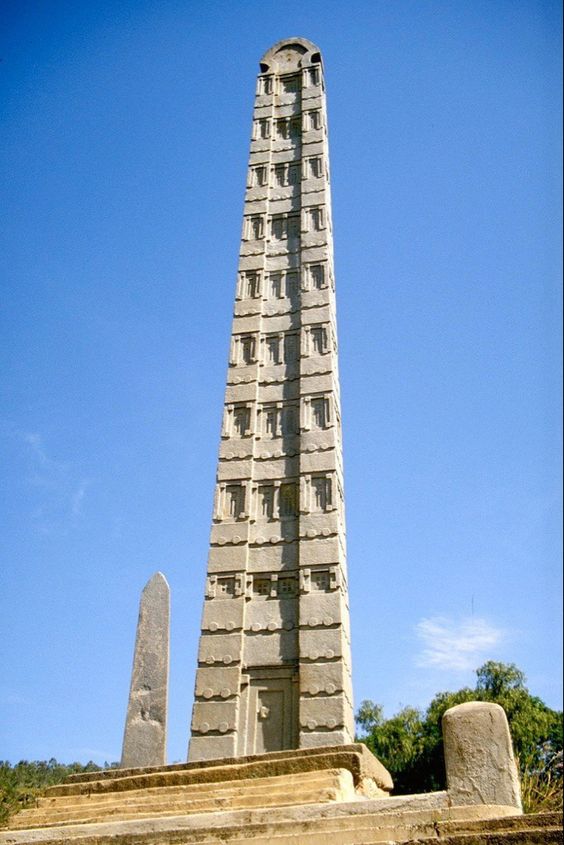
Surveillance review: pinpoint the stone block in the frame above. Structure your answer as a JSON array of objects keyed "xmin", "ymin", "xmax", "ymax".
[
  {"xmin": 300, "ymin": 662, "xmax": 352, "ymax": 699},
  {"xmin": 442, "ymin": 701, "xmax": 522, "ymax": 811},
  {"xmin": 299, "ymin": 536, "xmax": 342, "ymax": 566},
  {"xmin": 208, "ymin": 546, "xmax": 248, "ymax": 571},
  {"xmin": 201, "ymin": 597, "xmax": 245, "ymax": 632},
  {"xmin": 194, "ymin": 667, "xmax": 241, "ymax": 699},
  {"xmin": 248, "ymin": 543, "xmax": 298, "ymax": 568},
  {"xmin": 299, "ymin": 627, "xmax": 346, "ymax": 660},
  {"xmin": 188, "ymin": 733, "xmax": 236, "ymax": 761},
  {"xmin": 299, "ymin": 591, "xmax": 344, "ymax": 626},
  {"xmin": 197, "ymin": 632, "xmax": 243, "ymax": 666},
  {"xmin": 300, "ymin": 693, "xmax": 349, "ymax": 730},
  {"xmin": 245, "ymin": 599, "xmax": 298, "ymax": 631},
  {"xmin": 243, "ymin": 629, "xmax": 299, "ymax": 664},
  {"xmin": 191, "ymin": 700, "xmax": 239, "ymax": 733}
]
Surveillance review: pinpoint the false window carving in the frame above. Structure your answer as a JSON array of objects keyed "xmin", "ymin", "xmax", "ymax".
[
  {"xmin": 283, "ymin": 333, "xmax": 299, "ymax": 362},
  {"xmin": 232, "ymin": 405, "xmax": 251, "ymax": 437},
  {"xmin": 230, "ymin": 334, "xmax": 258, "ymax": 366},
  {"xmin": 281, "ymin": 405, "xmax": 299, "ymax": 435},
  {"xmin": 311, "ymin": 396, "xmax": 330, "ymax": 429},
  {"xmin": 279, "ymin": 483, "xmax": 299, "ymax": 517},
  {"xmin": 257, "ymin": 75, "xmax": 273, "ymax": 95},
  {"xmin": 277, "ymin": 577, "xmax": 297, "ymax": 597},
  {"xmin": 253, "ymin": 577, "xmax": 271, "ymax": 596},
  {"xmin": 238, "ymin": 270, "xmax": 261, "ymax": 299},
  {"xmin": 285, "ymin": 271, "xmax": 299, "ymax": 297},
  {"xmin": 275, "ymin": 119, "xmax": 289, "ymax": 141},
  {"xmin": 253, "ymin": 118, "xmax": 271, "ymax": 140},
  {"xmin": 305, "ymin": 206, "xmax": 325, "ymax": 232},
  {"xmin": 268, "ymin": 272, "xmax": 282, "ymax": 298},
  {"xmin": 288, "ymin": 164, "xmax": 301, "ymax": 185},
  {"xmin": 249, "ymin": 165, "xmax": 268, "ymax": 188},
  {"xmin": 308, "ymin": 157, "xmax": 323, "ymax": 178},
  {"xmin": 271, "ymin": 215, "xmax": 287, "ymax": 240},
  {"xmin": 310, "ymin": 325, "xmax": 328, "ymax": 355},
  {"xmin": 305, "ymin": 110, "xmax": 321, "ymax": 130},
  {"xmin": 263, "ymin": 405, "xmax": 278, "ymax": 437},
  {"xmin": 289, "ymin": 117, "xmax": 302, "ymax": 139},
  {"xmin": 275, "ymin": 163, "xmax": 300, "ymax": 187},
  {"xmin": 245, "ymin": 215, "xmax": 264, "ymax": 240},
  {"xmin": 287, "ymin": 214, "xmax": 301, "ymax": 239},
  {"xmin": 309, "ymin": 263, "xmax": 326, "ymax": 289},
  {"xmin": 239, "ymin": 335, "xmax": 256, "ymax": 365},
  {"xmin": 311, "ymin": 569, "xmax": 331, "ymax": 591},
  {"xmin": 265, "ymin": 335, "xmax": 281, "ymax": 365},
  {"xmin": 270, "ymin": 214, "xmax": 300, "ymax": 241},
  {"xmin": 306, "ymin": 67, "xmax": 320, "ymax": 87},
  {"xmin": 225, "ymin": 484, "xmax": 245, "ymax": 519},
  {"xmin": 259, "ymin": 485, "xmax": 275, "ymax": 519},
  {"xmin": 311, "ymin": 476, "xmax": 332, "ymax": 512},
  {"xmin": 216, "ymin": 577, "xmax": 236, "ymax": 597},
  {"xmin": 274, "ymin": 164, "xmax": 286, "ymax": 187},
  {"xmin": 281, "ymin": 74, "xmax": 301, "ymax": 94}
]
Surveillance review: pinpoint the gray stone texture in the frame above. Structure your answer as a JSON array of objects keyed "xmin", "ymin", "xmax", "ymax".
[
  {"xmin": 188, "ymin": 38, "xmax": 354, "ymax": 762},
  {"xmin": 121, "ymin": 572, "xmax": 170, "ymax": 769},
  {"xmin": 442, "ymin": 701, "xmax": 522, "ymax": 811}
]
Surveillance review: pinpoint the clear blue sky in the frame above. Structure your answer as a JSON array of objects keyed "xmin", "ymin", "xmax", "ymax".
[{"xmin": 1, "ymin": 0, "xmax": 562, "ymax": 765}]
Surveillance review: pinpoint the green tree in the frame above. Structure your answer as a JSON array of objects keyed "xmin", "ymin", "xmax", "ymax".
[
  {"xmin": 356, "ymin": 662, "xmax": 563, "ymax": 799},
  {"xmin": 0, "ymin": 759, "xmax": 116, "ymax": 826}
]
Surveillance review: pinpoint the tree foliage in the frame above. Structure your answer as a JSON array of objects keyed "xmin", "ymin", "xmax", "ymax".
[
  {"xmin": 356, "ymin": 661, "xmax": 563, "ymax": 800},
  {"xmin": 0, "ymin": 759, "xmax": 117, "ymax": 826}
]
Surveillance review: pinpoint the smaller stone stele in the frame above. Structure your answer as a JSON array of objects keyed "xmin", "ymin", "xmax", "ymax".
[
  {"xmin": 120, "ymin": 571, "xmax": 170, "ymax": 769},
  {"xmin": 442, "ymin": 701, "xmax": 522, "ymax": 812}
]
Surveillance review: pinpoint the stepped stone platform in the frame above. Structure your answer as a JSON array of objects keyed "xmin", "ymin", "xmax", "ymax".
[{"xmin": 1, "ymin": 746, "xmax": 562, "ymax": 844}]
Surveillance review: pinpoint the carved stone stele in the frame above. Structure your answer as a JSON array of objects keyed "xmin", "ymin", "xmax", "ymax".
[
  {"xmin": 121, "ymin": 572, "xmax": 170, "ymax": 768},
  {"xmin": 442, "ymin": 701, "xmax": 522, "ymax": 812},
  {"xmin": 188, "ymin": 38, "xmax": 354, "ymax": 762}
]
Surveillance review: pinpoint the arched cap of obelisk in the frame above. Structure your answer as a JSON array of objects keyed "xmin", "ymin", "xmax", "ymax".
[
  {"xmin": 259, "ymin": 37, "xmax": 322, "ymax": 74},
  {"xmin": 142, "ymin": 571, "xmax": 170, "ymax": 596}
]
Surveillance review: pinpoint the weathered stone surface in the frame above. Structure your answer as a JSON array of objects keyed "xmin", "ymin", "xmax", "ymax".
[
  {"xmin": 188, "ymin": 38, "xmax": 354, "ymax": 761},
  {"xmin": 2, "ymin": 794, "xmax": 560, "ymax": 845},
  {"xmin": 442, "ymin": 701, "xmax": 522, "ymax": 811},
  {"xmin": 120, "ymin": 572, "xmax": 169, "ymax": 769},
  {"xmin": 47, "ymin": 745, "xmax": 393, "ymax": 797},
  {"xmin": 7, "ymin": 769, "xmax": 356, "ymax": 830}
]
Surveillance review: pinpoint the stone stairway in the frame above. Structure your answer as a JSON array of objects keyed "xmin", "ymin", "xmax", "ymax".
[{"xmin": 1, "ymin": 745, "xmax": 561, "ymax": 844}]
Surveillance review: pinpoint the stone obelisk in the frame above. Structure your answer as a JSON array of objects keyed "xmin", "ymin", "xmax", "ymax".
[
  {"xmin": 121, "ymin": 571, "xmax": 170, "ymax": 768},
  {"xmin": 188, "ymin": 38, "xmax": 354, "ymax": 762}
]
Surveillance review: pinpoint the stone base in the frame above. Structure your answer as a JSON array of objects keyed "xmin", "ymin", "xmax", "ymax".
[{"xmin": 1, "ymin": 746, "xmax": 561, "ymax": 844}]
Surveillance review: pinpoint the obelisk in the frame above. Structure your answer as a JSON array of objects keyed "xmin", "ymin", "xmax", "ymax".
[
  {"xmin": 188, "ymin": 38, "xmax": 354, "ymax": 762},
  {"xmin": 121, "ymin": 572, "xmax": 170, "ymax": 768}
]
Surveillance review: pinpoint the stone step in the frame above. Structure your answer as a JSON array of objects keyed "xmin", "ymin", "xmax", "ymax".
[
  {"xmin": 393, "ymin": 830, "xmax": 563, "ymax": 845},
  {"xmin": 4, "ymin": 808, "xmax": 559, "ymax": 845},
  {"xmin": 35, "ymin": 767, "xmax": 352, "ymax": 809},
  {"xmin": 10, "ymin": 770, "xmax": 353, "ymax": 829},
  {"xmin": 45, "ymin": 745, "xmax": 392, "ymax": 798},
  {"xmin": 168, "ymin": 811, "xmax": 562, "ymax": 845}
]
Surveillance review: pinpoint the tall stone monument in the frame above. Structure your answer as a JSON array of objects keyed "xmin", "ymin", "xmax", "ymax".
[
  {"xmin": 188, "ymin": 37, "xmax": 354, "ymax": 762},
  {"xmin": 121, "ymin": 572, "xmax": 170, "ymax": 768}
]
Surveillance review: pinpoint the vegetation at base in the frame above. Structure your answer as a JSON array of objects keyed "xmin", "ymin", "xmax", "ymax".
[
  {"xmin": 356, "ymin": 661, "xmax": 563, "ymax": 813},
  {"xmin": 0, "ymin": 759, "xmax": 118, "ymax": 827}
]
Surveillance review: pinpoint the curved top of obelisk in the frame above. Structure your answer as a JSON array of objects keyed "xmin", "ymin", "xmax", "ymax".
[{"xmin": 259, "ymin": 37, "xmax": 322, "ymax": 74}]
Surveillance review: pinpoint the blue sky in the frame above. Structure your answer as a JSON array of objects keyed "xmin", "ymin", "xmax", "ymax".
[{"xmin": 0, "ymin": 0, "xmax": 562, "ymax": 765}]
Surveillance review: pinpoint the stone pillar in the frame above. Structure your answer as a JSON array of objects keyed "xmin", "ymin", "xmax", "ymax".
[
  {"xmin": 442, "ymin": 701, "xmax": 522, "ymax": 812},
  {"xmin": 188, "ymin": 38, "xmax": 354, "ymax": 762},
  {"xmin": 121, "ymin": 572, "xmax": 170, "ymax": 769}
]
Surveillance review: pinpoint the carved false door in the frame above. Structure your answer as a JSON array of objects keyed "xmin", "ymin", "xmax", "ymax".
[{"xmin": 242, "ymin": 670, "xmax": 297, "ymax": 755}]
